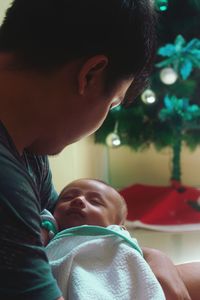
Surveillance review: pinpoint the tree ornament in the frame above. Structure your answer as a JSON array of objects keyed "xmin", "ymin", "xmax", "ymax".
[
  {"xmin": 106, "ymin": 121, "xmax": 121, "ymax": 148},
  {"xmin": 156, "ymin": 35, "xmax": 200, "ymax": 80},
  {"xmin": 160, "ymin": 67, "xmax": 178, "ymax": 85},
  {"xmin": 141, "ymin": 89, "xmax": 156, "ymax": 104},
  {"xmin": 154, "ymin": 0, "xmax": 168, "ymax": 11},
  {"xmin": 106, "ymin": 132, "xmax": 121, "ymax": 148}
]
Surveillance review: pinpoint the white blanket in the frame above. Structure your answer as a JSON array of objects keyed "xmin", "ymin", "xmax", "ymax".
[{"xmin": 46, "ymin": 225, "xmax": 165, "ymax": 300}]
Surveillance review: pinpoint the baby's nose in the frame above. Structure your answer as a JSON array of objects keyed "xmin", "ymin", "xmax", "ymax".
[{"xmin": 70, "ymin": 196, "xmax": 86, "ymax": 209}]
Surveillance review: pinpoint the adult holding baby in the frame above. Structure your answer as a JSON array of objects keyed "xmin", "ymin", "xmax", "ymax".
[{"xmin": 0, "ymin": 0, "xmax": 196, "ymax": 299}]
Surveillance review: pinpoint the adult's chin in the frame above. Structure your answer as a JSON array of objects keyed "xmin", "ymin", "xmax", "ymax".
[{"xmin": 26, "ymin": 139, "xmax": 67, "ymax": 156}]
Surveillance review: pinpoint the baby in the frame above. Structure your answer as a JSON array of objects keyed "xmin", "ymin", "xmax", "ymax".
[
  {"xmin": 42, "ymin": 179, "xmax": 166, "ymax": 300},
  {"xmin": 42, "ymin": 179, "xmax": 198, "ymax": 300},
  {"xmin": 41, "ymin": 178, "xmax": 128, "ymax": 245}
]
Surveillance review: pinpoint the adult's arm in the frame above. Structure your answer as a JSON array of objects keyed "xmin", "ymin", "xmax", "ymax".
[
  {"xmin": 143, "ymin": 247, "xmax": 191, "ymax": 300},
  {"xmin": 0, "ymin": 154, "xmax": 62, "ymax": 299},
  {"xmin": 176, "ymin": 262, "xmax": 200, "ymax": 300}
]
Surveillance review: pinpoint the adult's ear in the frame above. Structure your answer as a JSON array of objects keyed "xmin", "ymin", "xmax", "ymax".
[{"xmin": 78, "ymin": 55, "xmax": 108, "ymax": 95}]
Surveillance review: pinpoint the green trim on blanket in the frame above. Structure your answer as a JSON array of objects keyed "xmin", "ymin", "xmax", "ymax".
[{"xmin": 51, "ymin": 225, "xmax": 143, "ymax": 256}]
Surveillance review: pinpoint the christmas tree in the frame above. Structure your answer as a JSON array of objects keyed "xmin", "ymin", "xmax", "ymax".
[{"xmin": 95, "ymin": 0, "xmax": 200, "ymax": 184}]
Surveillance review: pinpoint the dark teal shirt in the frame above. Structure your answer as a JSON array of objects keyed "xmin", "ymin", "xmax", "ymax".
[{"xmin": 0, "ymin": 122, "xmax": 62, "ymax": 299}]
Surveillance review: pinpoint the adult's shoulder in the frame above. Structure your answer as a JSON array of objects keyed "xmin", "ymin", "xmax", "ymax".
[
  {"xmin": 0, "ymin": 143, "xmax": 28, "ymax": 181},
  {"xmin": 0, "ymin": 143, "xmax": 39, "ymax": 209}
]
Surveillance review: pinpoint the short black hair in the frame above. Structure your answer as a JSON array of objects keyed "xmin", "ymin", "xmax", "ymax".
[{"xmin": 0, "ymin": 0, "xmax": 156, "ymax": 104}]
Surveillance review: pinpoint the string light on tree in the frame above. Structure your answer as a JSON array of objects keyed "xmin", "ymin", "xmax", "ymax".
[
  {"xmin": 141, "ymin": 89, "xmax": 156, "ymax": 104},
  {"xmin": 106, "ymin": 121, "xmax": 121, "ymax": 148},
  {"xmin": 106, "ymin": 133, "xmax": 121, "ymax": 147},
  {"xmin": 160, "ymin": 67, "xmax": 178, "ymax": 85}
]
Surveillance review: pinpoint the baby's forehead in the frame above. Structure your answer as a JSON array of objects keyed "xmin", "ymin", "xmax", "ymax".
[
  {"xmin": 60, "ymin": 180, "xmax": 120, "ymax": 203},
  {"xmin": 61, "ymin": 180, "xmax": 111, "ymax": 195}
]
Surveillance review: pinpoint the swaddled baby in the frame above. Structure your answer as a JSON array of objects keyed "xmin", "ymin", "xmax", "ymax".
[{"xmin": 42, "ymin": 179, "xmax": 165, "ymax": 300}]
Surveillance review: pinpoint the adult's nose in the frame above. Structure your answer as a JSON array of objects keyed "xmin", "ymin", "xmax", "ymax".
[{"xmin": 70, "ymin": 196, "xmax": 86, "ymax": 209}]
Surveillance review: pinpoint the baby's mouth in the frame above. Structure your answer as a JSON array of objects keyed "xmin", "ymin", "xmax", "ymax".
[{"xmin": 65, "ymin": 208, "xmax": 86, "ymax": 218}]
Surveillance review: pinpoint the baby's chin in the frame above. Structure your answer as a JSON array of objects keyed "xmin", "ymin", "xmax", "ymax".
[
  {"xmin": 60, "ymin": 221, "xmax": 107, "ymax": 230},
  {"xmin": 61, "ymin": 219, "xmax": 86, "ymax": 230}
]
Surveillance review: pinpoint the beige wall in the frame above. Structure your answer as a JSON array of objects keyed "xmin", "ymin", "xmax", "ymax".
[
  {"xmin": 49, "ymin": 136, "xmax": 109, "ymax": 193},
  {"xmin": 108, "ymin": 144, "xmax": 200, "ymax": 189},
  {"xmin": 49, "ymin": 137, "xmax": 200, "ymax": 192},
  {"xmin": 0, "ymin": 0, "xmax": 12, "ymax": 25}
]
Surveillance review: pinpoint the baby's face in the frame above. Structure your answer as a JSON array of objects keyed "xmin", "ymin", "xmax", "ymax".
[{"xmin": 53, "ymin": 179, "xmax": 122, "ymax": 230}]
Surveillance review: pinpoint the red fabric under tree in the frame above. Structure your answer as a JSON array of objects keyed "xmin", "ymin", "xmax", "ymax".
[{"xmin": 120, "ymin": 181, "xmax": 200, "ymax": 232}]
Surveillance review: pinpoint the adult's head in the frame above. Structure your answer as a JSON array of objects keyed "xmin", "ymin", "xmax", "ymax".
[
  {"xmin": 53, "ymin": 178, "xmax": 128, "ymax": 230},
  {"xmin": 0, "ymin": 0, "xmax": 156, "ymax": 155}
]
